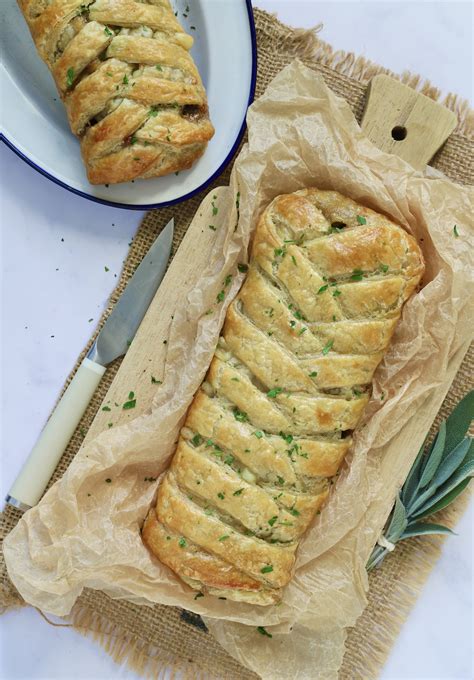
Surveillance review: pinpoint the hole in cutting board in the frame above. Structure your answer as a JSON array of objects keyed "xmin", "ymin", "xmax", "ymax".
[{"xmin": 391, "ymin": 126, "xmax": 407, "ymax": 141}]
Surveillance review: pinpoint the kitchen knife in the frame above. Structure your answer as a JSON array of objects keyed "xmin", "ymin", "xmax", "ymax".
[{"xmin": 6, "ymin": 218, "xmax": 174, "ymax": 511}]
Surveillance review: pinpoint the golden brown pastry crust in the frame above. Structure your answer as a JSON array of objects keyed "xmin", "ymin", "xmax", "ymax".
[
  {"xmin": 17, "ymin": 0, "xmax": 214, "ymax": 184},
  {"xmin": 143, "ymin": 188, "xmax": 425, "ymax": 604}
]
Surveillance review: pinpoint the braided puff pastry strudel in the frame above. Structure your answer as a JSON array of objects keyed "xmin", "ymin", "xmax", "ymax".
[
  {"xmin": 17, "ymin": 0, "xmax": 214, "ymax": 184},
  {"xmin": 143, "ymin": 189, "xmax": 424, "ymax": 605}
]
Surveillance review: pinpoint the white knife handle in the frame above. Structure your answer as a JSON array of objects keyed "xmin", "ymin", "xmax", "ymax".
[{"xmin": 6, "ymin": 358, "xmax": 106, "ymax": 509}]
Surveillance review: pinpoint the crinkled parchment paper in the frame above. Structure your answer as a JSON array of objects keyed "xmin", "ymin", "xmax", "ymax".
[{"xmin": 4, "ymin": 61, "xmax": 473, "ymax": 679}]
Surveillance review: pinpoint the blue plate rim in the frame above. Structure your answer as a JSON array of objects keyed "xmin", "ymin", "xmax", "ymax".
[{"xmin": 1, "ymin": 0, "xmax": 257, "ymax": 212}]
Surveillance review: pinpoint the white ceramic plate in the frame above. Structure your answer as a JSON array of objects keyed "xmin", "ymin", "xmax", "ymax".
[{"xmin": 0, "ymin": 0, "xmax": 256, "ymax": 209}]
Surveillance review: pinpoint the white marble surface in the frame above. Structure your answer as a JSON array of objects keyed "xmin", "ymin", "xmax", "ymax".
[{"xmin": 1, "ymin": 1, "xmax": 472, "ymax": 678}]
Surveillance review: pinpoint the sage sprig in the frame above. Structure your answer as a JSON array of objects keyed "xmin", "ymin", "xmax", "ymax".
[{"xmin": 367, "ymin": 390, "xmax": 473, "ymax": 571}]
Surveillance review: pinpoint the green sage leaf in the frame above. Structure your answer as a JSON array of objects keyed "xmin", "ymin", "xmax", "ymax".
[
  {"xmin": 413, "ymin": 477, "xmax": 471, "ymax": 520},
  {"xmin": 401, "ymin": 440, "xmax": 426, "ymax": 507},
  {"xmin": 419, "ymin": 421, "xmax": 446, "ymax": 488},
  {"xmin": 444, "ymin": 390, "xmax": 474, "ymax": 458},
  {"xmin": 400, "ymin": 522, "xmax": 455, "ymax": 539},
  {"xmin": 431, "ymin": 437, "xmax": 471, "ymax": 489},
  {"xmin": 386, "ymin": 494, "xmax": 407, "ymax": 541}
]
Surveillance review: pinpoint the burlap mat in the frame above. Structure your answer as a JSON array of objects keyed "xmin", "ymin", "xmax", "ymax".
[{"xmin": 2, "ymin": 8, "xmax": 473, "ymax": 679}]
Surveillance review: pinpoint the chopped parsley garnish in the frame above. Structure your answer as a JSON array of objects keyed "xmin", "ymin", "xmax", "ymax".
[
  {"xmin": 66, "ymin": 67, "xmax": 75, "ymax": 87},
  {"xmin": 151, "ymin": 376, "xmax": 162, "ymax": 384},
  {"xmin": 279, "ymin": 432, "xmax": 293, "ymax": 444},
  {"xmin": 104, "ymin": 266, "xmax": 109, "ymax": 272},
  {"xmin": 237, "ymin": 263, "xmax": 248, "ymax": 273},
  {"xmin": 149, "ymin": 107, "xmax": 158, "ymax": 117},
  {"xmin": 279, "ymin": 520, "xmax": 294, "ymax": 526},
  {"xmin": 260, "ymin": 565, "xmax": 274, "ymax": 573},
  {"xmin": 322, "ymin": 339, "xmax": 334, "ymax": 355},
  {"xmin": 308, "ymin": 371, "xmax": 318, "ymax": 377},
  {"xmin": 356, "ymin": 215, "xmax": 367, "ymax": 225},
  {"xmin": 267, "ymin": 387, "xmax": 283, "ymax": 398},
  {"xmin": 208, "ymin": 224, "xmax": 216, "ymax": 231},
  {"xmin": 298, "ymin": 327, "xmax": 307, "ymax": 335},
  {"xmin": 289, "ymin": 320, "xmax": 296, "ymax": 328},
  {"xmin": 104, "ymin": 26, "xmax": 113, "ymax": 36},
  {"xmin": 350, "ymin": 269, "xmax": 364, "ymax": 281},
  {"xmin": 102, "ymin": 406, "xmax": 111, "ymax": 412},
  {"xmin": 156, "ymin": 64, "xmax": 163, "ymax": 71},
  {"xmin": 453, "ymin": 225, "xmax": 460, "ymax": 238},
  {"xmin": 274, "ymin": 247, "xmax": 285, "ymax": 257},
  {"xmin": 379, "ymin": 263, "xmax": 389, "ymax": 272},
  {"xmin": 317, "ymin": 284, "xmax": 328, "ymax": 295},
  {"xmin": 268, "ymin": 516, "xmax": 278, "ymax": 526},
  {"xmin": 217, "ymin": 491, "xmax": 225, "ymax": 500},
  {"xmin": 257, "ymin": 626, "xmax": 272, "ymax": 638},
  {"xmin": 277, "ymin": 476, "xmax": 285, "ymax": 485},
  {"xmin": 233, "ymin": 488, "xmax": 244, "ymax": 496},
  {"xmin": 289, "ymin": 506, "xmax": 300, "ymax": 516},
  {"xmin": 233, "ymin": 407, "xmax": 248, "ymax": 422},
  {"xmin": 291, "ymin": 255, "xmax": 297, "ymax": 266},
  {"xmin": 122, "ymin": 74, "xmax": 129, "ymax": 85},
  {"xmin": 224, "ymin": 455, "xmax": 234, "ymax": 465},
  {"xmin": 332, "ymin": 288, "xmax": 342, "ymax": 297},
  {"xmin": 253, "ymin": 430, "xmax": 263, "ymax": 439},
  {"xmin": 211, "ymin": 200, "xmax": 218, "ymax": 216},
  {"xmin": 130, "ymin": 135, "xmax": 138, "ymax": 145},
  {"xmin": 123, "ymin": 392, "xmax": 136, "ymax": 410},
  {"xmin": 218, "ymin": 535, "xmax": 230, "ymax": 541},
  {"xmin": 178, "ymin": 537, "xmax": 187, "ymax": 548},
  {"xmin": 191, "ymin": 434, "xmax": 202, "ymax": 446},
  {"xmin": 223, "ymin": 274, "xmax": 232, "ymax": 287},
  {"xmin": 216, "ymin": 290, "xmax": 225, "ymax": 302}
]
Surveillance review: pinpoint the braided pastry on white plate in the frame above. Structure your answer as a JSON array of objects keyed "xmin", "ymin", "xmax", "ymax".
[
  {"xmin": 17, "ymin": 0, "xmax": 214, "ymax": 184},
  {"xmin": 143, "ymin": 188, "xmax": 425, "ymax": 605}
]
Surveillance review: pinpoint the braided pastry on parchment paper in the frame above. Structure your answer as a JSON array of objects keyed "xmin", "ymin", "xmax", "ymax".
[
  {"xmin": 18, "ymin": 0, "xmax": 214, "ymax": 184},
  {"xmin": 143, "ymin": 188, "xmax": 425, "ymax": 605}
]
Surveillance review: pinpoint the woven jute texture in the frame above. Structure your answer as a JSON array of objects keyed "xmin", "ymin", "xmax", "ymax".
[{"xmin": 2, "ymin": 9, "xmax": 473, "ymax": 679}]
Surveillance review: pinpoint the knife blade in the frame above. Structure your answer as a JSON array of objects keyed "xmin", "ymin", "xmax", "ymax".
[{"xmin": 6, "ymin": 218, "xmax": 174, "ymax": 511}]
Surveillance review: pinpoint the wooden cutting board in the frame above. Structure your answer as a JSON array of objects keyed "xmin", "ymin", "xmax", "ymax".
[{"xmin": 83, "ymin": 75, "xmax": 457, "ymax": 444}]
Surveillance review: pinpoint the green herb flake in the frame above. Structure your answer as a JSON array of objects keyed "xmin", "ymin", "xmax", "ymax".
[
  {"xmin": 356, "ymin": 215, "xmax": 367, "ymax": 225},
  {"xmin": 191, "ymin": 434, "xmax": 202, "ymax": 446},
  {"xmin": 156, "ymin": 64, "xmax": 163, "ymax": 71},
  {"xmin": 253, "ymin": 430, "xmax": 264, "ymax": 439},
  {"xmin": 233, "ymin": 488, "xmax": 244, "ymax": 496},
  {"xmin": 332, "ymin": 288, "xmax": 342, "ymax": 297},
  {"xmin": 224, "ymin": 455, "xmax": 234, "ymax": 466},
  {"xmin": 322, "ymin": 339, "xmax": 334, "ymax": 355},
  {"xmin": 105, "ymin": 478, "xmax": 112, "ymax": 483},
  {"xmin": 267, "ymin": 387, "xmax": 283, "ymax": 398},
  {"xmin": 217, "ymin": 491, "xmax": 225, "ymax": 500},
  {"xmin": 257, "ymin": 626, "xmax": 272, "ymax": 638},
  {"xmin": 379, "ymin": 263, "xmax": 389, "ymax": 273},
  {"xmin": 211, "ymin": 200, "xmax": 218, "ymax": 216},
  {"xmin": 178, "ymin": 537, "xmax": 187, "ymax": 548},
  {"xmin": 208, "ymin": 224, "xmax": 216, "ymax": 231},
  {"xmin": 237, "ymin": 263, "xmax": 248, "ymax": 273},
  {"xmin": 66, "ymin": 67, "xmax": 75, "ymax": 87},
  {"xmin": 108, "ymin": 423, "xmax": 113, "ymax": 428},
  {"xmin": 224, "ymin": 274, "xmax": 232, "ymax": 287},
  {"xmin": 298, "ymin": 327, "xmax": 307, "ymax": 336},
  {"xmin": 277, "ymin": 476, "xmax": 285, "ymax": 486},
  {"xmin": 274, "ymin": 247, "xmax": 284, "ymax": 257},
  {"xmin": 289, "ymin": 507, "xmax": 300, "ymax": 517},
  {"xmin": 317, "ymin": 284, "xmax": 329, "ymax": 295},
  {"xmin": 194, "ymin": 592, "xmax": 204, "ymax": 599},
  {"xmin": 291, "ymin": 255, "xmax": 297, "ymax": 266},
  {"xmin": 308, "ymin": 371, "xmax": 318, "ymax": 377},
  {"xmin": 453, "ymin": 225, "xmax": 460, "ymax": 238},
  {"xmin": 268, "ymin": 516, "xmax": 278, "ymax": 527},
  {"xmin": 350, "ymin": 269, "xmax": 364, "ymax": 281},
  {"xmin": 151, "ymin": 376, "xmax": 162, "ymax": 384},
  {"xmin": 260, "ymin": 565, "xmax": 274, "ymax": 573},
  {"xmin": 102, "ymin": 405, "xmax": 111, "ymax": 412},
  {"xmin": 104, "ymin": 26, "xmax": 113, "ymax": 36},
  {"xmin": 216, "ymin": 290, "xmax": 225, "ymax": 303},
  {"xmin": 233, "ymin": 407, "xmax": 248, "ymax": 422},
  {"xmin": 218, "ymin": 535, "xmax": 230, "ymax": 541},
  {"xmin": 123, "ymin": 398, "xmax": 136, "ymax": 410}
]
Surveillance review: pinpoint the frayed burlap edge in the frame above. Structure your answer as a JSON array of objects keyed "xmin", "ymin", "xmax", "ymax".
[
  {"xmin": 256, "ymin": 9, "xmax": 473, "ymax": 138},
  {"xmin": 2, "ymin": 7, "xmax": 473, "ymax": 680}
]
